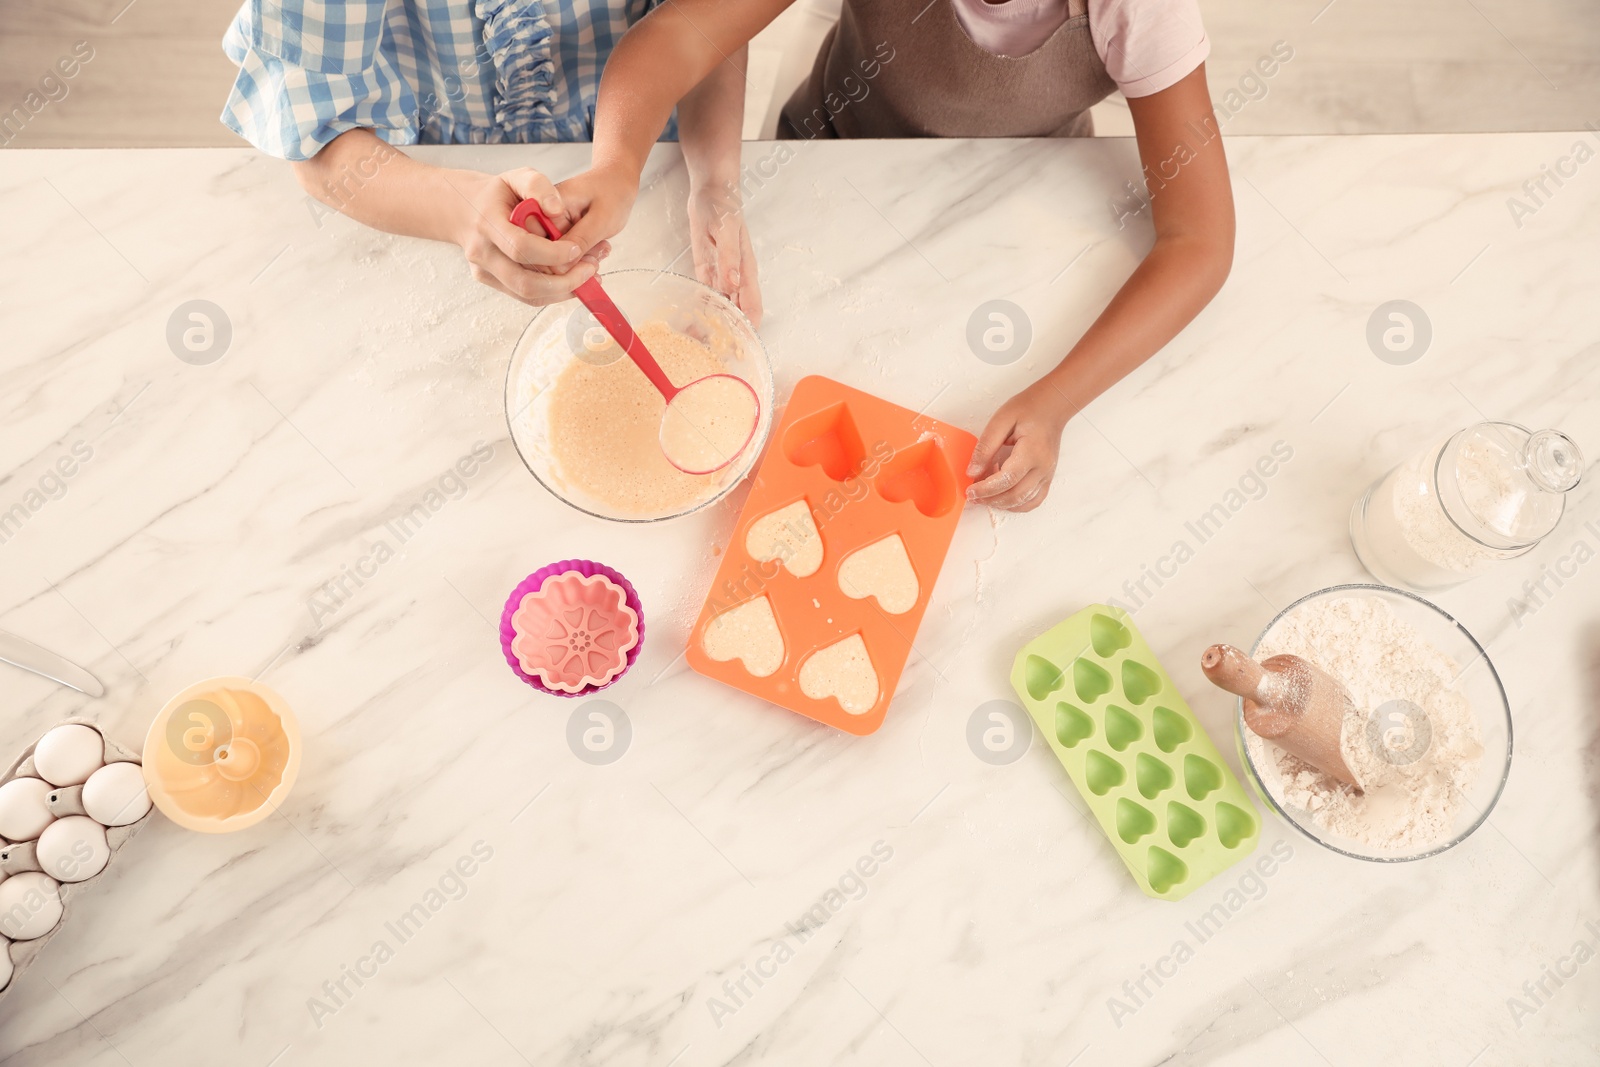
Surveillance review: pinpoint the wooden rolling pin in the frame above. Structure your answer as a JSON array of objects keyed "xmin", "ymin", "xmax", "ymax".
[{"xmin": 1201, "ymin": 644, "xmax": 1362, "ymax": 789}]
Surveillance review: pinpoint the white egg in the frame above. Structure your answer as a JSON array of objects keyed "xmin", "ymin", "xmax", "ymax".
[
  {"xmin": 0, "ymin": 935, "xmax": 12, "ymax": 991},
  {"xmin": 81, "ymin": 762, "xmax": 152, "ymax": 827},
  {"xmin": 37, "ymin": 817, "xmax": 109, "ymax": 883},
  {"xmin": 0, "ymin": 777, "xmax": 55, "ymax": 841},
  {"xmin": 0, "ymin": 872, "xmax": 63, "ymax": 940},
  {"xmin": 33, "ymin": 724, "xmax": 105, "ymax": 787}
]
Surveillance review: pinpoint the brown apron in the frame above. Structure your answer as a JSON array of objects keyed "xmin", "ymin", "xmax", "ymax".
[{"xmin": 779, "ymin": 0, "xmax": 1116, "ymax": 139}]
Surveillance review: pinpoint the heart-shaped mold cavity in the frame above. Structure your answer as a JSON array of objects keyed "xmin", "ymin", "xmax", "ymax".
[
  {"xmin": 1103, "ymin": 705, "xmax": 1142, "ymax": 752},
  {"xmin": 1115, "ymin": 798, "xmax": 1157, "ymax": 844},
  {"xmin": 1089, "ymin": 613, "xmax": 1132, "ymax": 658},
  {"xmin": 701, "ymin": 596, "xmax": 786, "ymax": 678},
  {"xmin": 1184, "ymin": 754, "xmax": 1224, "ymax": 801},
  {"xmin": 745, "ymin": 500, "xmax": 824, "ymax": 578},
  {"xmin": 1073, "ymin": 658, "xmax": 1112, "ymax": 703},
  {"xmin": 783, "ymin": 402, "xmax": 867, "ymax": 482},
  {"xmin": 876, "ymin": 439, "xmax": 959, "ymax": 518},
  {"xmin": 1166, "ymin": 802, "xmax": 1206, "ymax": 848},
  {"xmin": 837, "ymin": 534, "xmax": 919, "ymax": 614},
  {"xmin": 1121, "ymin": 660, "xmax": 1162, "ymax": 705},
  {"xmin": 1215, "ymin": 801, "xmax": 1257, "ymax": 849},
  {"xmin": 1055, "ymin": 702, "xmax": 1093, "ymax": 748},
  {"xmin": 1146, "ymin": 846, "xmax": 1189, "ymax": 894},
  {"xmin": 1024, "ymin": 655, "xmax": 1064, "ymax": 702},
  {"xmin": 1084, "ymin": 750, "xmax": 1125, "ymax": 796},
  {"xmin": 1135, "ymin": 753, "xmax": 1174, "ymax": 799},
  {"xmin": 1152, "ymin": 706, "xmax": 1192, "ymax": 754},
  {"xmin": 797, "ymin": 634, "xmax": 879, "ymax": 714}
]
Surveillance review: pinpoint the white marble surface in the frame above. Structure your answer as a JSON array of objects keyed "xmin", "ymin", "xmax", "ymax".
[{"xmin": 0, "ymin": 135, "xmax": 1597, "ymax": 1066}]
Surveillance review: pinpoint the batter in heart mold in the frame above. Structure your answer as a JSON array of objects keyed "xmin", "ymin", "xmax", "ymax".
[
  {"xmin": 548, "ymin": 322, "xmax": 752, "ymax": 515},
  {"xmin": 745, "ymin": 501, "xmax": 823, "ymax": 577},
  {"xmin": 837, "ymin": 534, "xmax": 918, "ymax": 614},
  {"xmin": 701, "ymin": 596, "xmax": 785, "ymax": 677},
  {"xmin": 799, "ymin": 635, "xmax": 879, "ymax": 714}
]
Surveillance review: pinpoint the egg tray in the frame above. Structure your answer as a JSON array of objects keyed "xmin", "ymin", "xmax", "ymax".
[
  {"xmin": 1010, "ymin": 606, "xmax": 1260, "ymax": 900},
  {"xmin": 687, "ymin": 375, "xmax": 977, "ymax": 735},
  {"xmin": 0, "ymin": 718, "xmax": 152, "ymax": 1000}
]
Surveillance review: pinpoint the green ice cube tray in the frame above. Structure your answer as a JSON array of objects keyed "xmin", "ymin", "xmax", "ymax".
[{"xmin": 1010, "ymin": 605, "xmax": 1259, "ymax": 900}]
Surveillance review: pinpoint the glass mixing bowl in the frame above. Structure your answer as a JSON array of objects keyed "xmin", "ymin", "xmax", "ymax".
[
  {"xmin": 1234, "ymin": 583, "xmax": 1512, "ymax": 862},
  {"xmin": 504, "ymin": 269, "xmax": 773, "ymax": 523}
]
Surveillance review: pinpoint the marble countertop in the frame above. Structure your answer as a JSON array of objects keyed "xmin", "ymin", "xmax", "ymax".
[{"xmin": 0, "ymin": 135, "xmax": 1597, "ymax": 1067}]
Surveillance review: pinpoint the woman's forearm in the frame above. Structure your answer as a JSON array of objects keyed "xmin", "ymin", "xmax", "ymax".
[
  {"xmin": 292, "ymin": 128, "xmax": 478, "ymax": 245},
  {"xmin": 678, "ymin": 45, "xmax": 748, "ymax": 188},
  {"xmin": 292, "ymin": 129, "xmax": 598, "ymax": 304}
]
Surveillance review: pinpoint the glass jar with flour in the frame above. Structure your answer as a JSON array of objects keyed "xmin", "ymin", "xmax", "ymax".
[{"xmin": 1350, "ymin": 422, "xmax": 1584, "ymax": 591}]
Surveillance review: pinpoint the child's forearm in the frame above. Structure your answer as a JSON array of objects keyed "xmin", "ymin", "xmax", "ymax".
[
  {"xmin": 1041, "ymin": 65, "xmax": 1234, "ymax": 419},
  {"xmin": 678, "ymin": 46, "xmax": 748, "ymax": 189},
  {"xmin": 291, "ymin": 128, "xmax": 481, "ymax": 245},
  {"xmin": 1040, "ymin": 233, "xmax": 1231, "ymax": 414},
  {"xmin": 592, "ymin": 0, "xmax": 785, "ymax": 178}
]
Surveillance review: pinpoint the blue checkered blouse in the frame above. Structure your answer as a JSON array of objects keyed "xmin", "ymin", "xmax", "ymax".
[{"xmin": 222, "ymin": 0, "xmax": 666, "ymax": 161}]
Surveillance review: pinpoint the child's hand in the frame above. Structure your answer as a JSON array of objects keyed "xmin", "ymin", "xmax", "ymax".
[
  {"xmin": 454, "ymin": 167, "xmax": 609, "ymax": 303},
  {"xmin": 688, "ymin": 180, "xmax": 763, "ymax": 327},
  {"xmin": 966, "ymin": 383, "xmax": 1070, "ymax": 513},
  {"xmin": 557, "ymin": 163, "xmax": 642, "ymax": 261}
]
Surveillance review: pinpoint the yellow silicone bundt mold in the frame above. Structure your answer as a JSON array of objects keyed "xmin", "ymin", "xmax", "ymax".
[{"xmin": 142, "ymin": 677, "xmax": 301, "ymax": 833}]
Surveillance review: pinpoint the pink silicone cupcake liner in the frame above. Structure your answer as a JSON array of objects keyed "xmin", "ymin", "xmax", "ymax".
[{"xmin": 500, "ymin": 559, "xmax": 645, "ymax": 697}]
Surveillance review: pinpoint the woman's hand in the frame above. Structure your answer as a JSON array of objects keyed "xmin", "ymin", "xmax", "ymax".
[
  {"xmin": 450, "ymin": 167, "xmax": 609, "ymax": 304},
  {"xmin": 967, "ymin": 383, "xmax": 1071, "ymax": 512},
  {"xmin": 688, "ymin": 178, "xmax": 763, "ymax": 327},
  {"xmin": 292, "ymin": 134, "xmax": 606, "ymax": 305}
]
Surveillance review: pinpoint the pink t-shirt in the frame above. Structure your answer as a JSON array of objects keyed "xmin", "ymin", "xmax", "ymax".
[{"xmin": 951, "ymin": 0, "xmax": 1208, "ymax": 97}]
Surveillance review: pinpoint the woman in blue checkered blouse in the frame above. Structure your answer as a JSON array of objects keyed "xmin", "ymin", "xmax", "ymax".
[{"xmin": 221, "ymin": 0, "xmax": 757, "ymax": 320}]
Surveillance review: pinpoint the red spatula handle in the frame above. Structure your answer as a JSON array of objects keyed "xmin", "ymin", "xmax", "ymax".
[{"xmin": 509, "ymin": 198, "xmax": 678, "ymax": 400}]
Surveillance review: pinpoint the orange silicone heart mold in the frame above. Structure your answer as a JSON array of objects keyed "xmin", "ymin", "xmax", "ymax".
[
  {"xmin": 876, "ymin": 439, "xmax": 961, "ymax": 517},
  {"xmin": 687, "ymin": 376, "xmax": 976, "ymax": 735},
  {"xmin": 783, "ymin": 402, "xmax": 867, "ymax": 481}
]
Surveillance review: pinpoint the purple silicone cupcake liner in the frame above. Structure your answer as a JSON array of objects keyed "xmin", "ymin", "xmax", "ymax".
[{"xmin": 499, "ymin": 558, "xmax": 645, "ymax": 698}]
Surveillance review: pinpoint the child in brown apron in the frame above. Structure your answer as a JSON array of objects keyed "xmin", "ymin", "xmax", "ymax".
[{"xmin": 560, "ymin": 0, "xmax": 1234, "ymax": 513}]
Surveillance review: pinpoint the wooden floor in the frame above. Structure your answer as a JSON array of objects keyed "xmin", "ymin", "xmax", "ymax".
[{"xmin": 2, "ymin": 0, "xmax": 1598, "ymax": 149}]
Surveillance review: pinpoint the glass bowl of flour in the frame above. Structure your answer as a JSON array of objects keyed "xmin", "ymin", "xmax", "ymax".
[
  {"xmin": 1235, "ymin": 584, "xmax": 1512, "ymax": 862},
  {"xmin": 505, "ymin": 270, "xmax": 773, "ymax": 523}
]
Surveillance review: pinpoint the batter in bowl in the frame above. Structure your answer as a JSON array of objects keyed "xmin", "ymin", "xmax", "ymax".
[
  {"xmin": 547, "ymin": 321, "xmax": 754, "ymax": 515},
  {"xmin": 660, "ymin": 374, "xmax": 760, "ymax": 474}
]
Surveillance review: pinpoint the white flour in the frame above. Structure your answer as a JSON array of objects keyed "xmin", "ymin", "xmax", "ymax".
[
  {"xmin": 1379, "ymin": 434, "xmax": 1522, "ymax": 580},
  {"xmin": 1247, "ymin": 595, "xmax": 1484, "ymax": 853}
]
